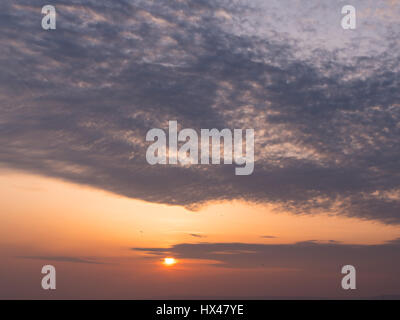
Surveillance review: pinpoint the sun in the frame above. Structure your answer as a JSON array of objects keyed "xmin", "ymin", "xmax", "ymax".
[{"xmin": 163, "ymin": 257, "xmax": 177, "ymax": 266}]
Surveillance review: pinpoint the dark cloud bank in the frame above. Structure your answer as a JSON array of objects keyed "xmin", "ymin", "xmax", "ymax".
[
  {"xmin": 133, "ymin": 239, "xmax": 400, "ymax": 297},
  {"xmin": 133, "ymin": 238, "xmax": 400, "ymax": 271},
  {"xmin": 1, "ymin": 1, "xmax": 400, "ymax": 223}
]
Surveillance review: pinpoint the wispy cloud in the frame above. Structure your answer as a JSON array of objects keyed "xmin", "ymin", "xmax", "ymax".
[
  {"xmin": 189, "ymin": 233, "xmax": 206, "ymax": 238},
  {"xmin": 18, "ymin": 256, "xmax": 105, "ymax": 265}
]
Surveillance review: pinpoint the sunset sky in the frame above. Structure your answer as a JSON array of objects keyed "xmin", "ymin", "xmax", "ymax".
[{"xmin": 1, "ymin": 0, "xmax": 400, "ymax": 299}]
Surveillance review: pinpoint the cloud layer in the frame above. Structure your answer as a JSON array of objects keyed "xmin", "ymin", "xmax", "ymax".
[
  {"xmin": 1, "ymin": 1, "xmax": 400, "ymax": 222},
  {"xmin": 133, "ymin": 238, "xmax": 400, "ymax": 271}
]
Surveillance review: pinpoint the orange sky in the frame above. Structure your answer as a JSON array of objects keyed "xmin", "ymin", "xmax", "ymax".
[
  {"xmin": 2, "ymin": 168, "xmax": 399, "ymax": 254},
  {"xmin": 1, "ymin": 168, "xmax": 400, "ymax": 298}
]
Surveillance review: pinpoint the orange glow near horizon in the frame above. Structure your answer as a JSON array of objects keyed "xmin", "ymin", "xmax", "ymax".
[
  {"xmin": 1, "ymin": 167, "xmax": 400, "ymax": 257},
  {"xmin": 1, "ymin": 168, "xmax": 400, "ymax": 298}
]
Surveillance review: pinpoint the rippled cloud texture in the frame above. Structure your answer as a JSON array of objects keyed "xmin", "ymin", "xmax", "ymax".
[{"xmin": 1, "ymin": 0, "xmax": 400, "ymax": 222}]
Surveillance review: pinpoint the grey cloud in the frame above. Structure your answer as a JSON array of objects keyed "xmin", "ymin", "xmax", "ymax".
[
  {"xmin": 133, "ymin": 238, "xmax": 400, "ymax": 270},
  {"xmin": 189, "ymin": 233, "xmax": 206, "ymax": 238},
  {"xmin": 18, "ymin": 256, "xmax": 105, "ymax": 265},
  {"xmin": 1, "ymin": 1, "xmax": 400, "ymax": 222}
]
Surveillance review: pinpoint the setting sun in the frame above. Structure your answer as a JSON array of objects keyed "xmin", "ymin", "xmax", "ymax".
[{"xmin": 163, "ymin": 258, "xmax": 177, "ymax": 266}]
